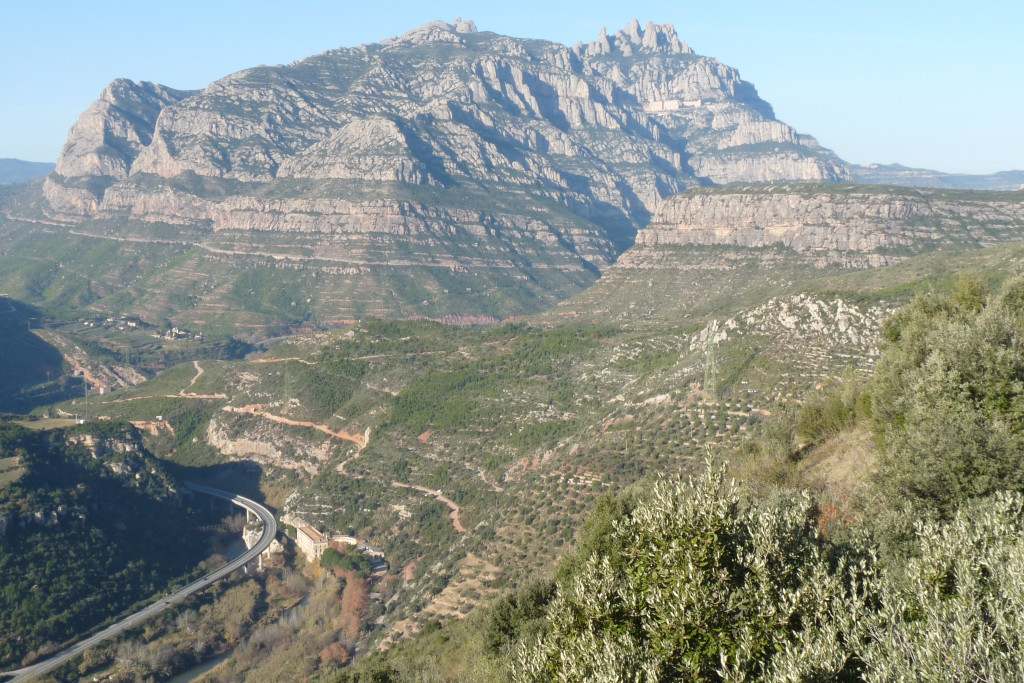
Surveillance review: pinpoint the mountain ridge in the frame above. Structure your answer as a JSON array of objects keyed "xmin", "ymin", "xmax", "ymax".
[
  {"xmin": 0, "ymin": 159, "xmax": 55, "ymax": 185},
  {"xmin": 851, "ymin": 162, "xmax": 1024, "ymax": 191},
  {"xmin": 4, "ymin": 19, "xmax": 850, "ymax": 331}
]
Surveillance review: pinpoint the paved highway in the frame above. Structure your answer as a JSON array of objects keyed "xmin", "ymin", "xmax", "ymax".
[{"xmin": 0, "ymin": 483, "xmax": 276, "ymax": 683}]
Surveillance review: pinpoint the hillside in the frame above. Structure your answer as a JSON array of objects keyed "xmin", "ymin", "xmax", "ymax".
[
  {"xmin": 53, "ymin": 224, "xmax": 1024, "ymax": 668},
  {"xmin": 0, "ymin": 421, "xmax": 221, "ymax": 667},
  {"xmin": 0, "ymin": 19, "xmax": 849, "ymax": 335},
  {"xmin": 329, "ymin": 270, "xmax": 1024, "ymax": 683}
]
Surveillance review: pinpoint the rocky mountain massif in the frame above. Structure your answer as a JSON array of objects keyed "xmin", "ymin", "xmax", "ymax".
[{"xmin": 1, "ymin": 19, "xmax": 852, "ymax": 333}]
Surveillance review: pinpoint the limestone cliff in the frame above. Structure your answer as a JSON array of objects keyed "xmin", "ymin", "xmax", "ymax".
[
  {"xmin": 638, "ymin": 185, "xmax": 1024, "ymax": 267},
  {"xmin": 44, "ymin": 79, "xmax": 195, "ymax": 217},
  {"xmin": 43, "ymin": 20, "xmax": 846, "ymax": 235},
  {"xmin": 22, "ymin": 19, "xmax": 853, "ymax": 328},
  {"xmin": 581, "ymin": 20, "xmax": 850, "ymax": 185}
]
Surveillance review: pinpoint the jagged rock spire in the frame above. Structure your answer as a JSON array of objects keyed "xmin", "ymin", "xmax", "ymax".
[{"xmin": 581, "ymin": 19, "xmax": 692, "ymax": 57}]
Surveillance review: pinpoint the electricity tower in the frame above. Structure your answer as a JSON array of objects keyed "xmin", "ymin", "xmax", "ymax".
[{"xmin": 704, "ymin": 329, "xmax": 718, "ymax": 400}]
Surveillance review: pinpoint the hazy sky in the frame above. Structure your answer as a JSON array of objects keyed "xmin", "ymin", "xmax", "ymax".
[{"xmin": 2, "ymin": 0, "xmax": 1021, "ymax": 174}]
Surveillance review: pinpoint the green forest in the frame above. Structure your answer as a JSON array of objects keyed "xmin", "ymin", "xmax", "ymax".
[{"xmin": 0, "ymin": 421, "xmax": 219, "ymax": 667}]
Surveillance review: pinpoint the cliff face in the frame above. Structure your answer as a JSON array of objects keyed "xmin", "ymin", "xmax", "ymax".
[
  {"xmin": 583, "ymin": 20, "xmax": 850, "ymax": 186},
  {"xmin": 638, "ymin": 185, "xmax": 1024, "ymax": 267},
  {"xmin": 20, "ymin": 19, "xmax": 854, "ymax": 328},
  {"xmin": 43, "ymin": 80, "xmax": 195, "ymax": 216},
  {"xmin": 42, "ymin": 20, "xmax": 846, "ymax": 237}
]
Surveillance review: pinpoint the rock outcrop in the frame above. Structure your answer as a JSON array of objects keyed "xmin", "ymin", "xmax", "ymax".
[
  {"xmin": 44, "ymin": 79, "xmax": 195, "ymax": 217},
  {"xmin": 638, "ymin": 184, "xmax": 1024, "ymax": 267},
  {"xmin": 580, "ymin": 23, "xmax": 849, "ymax": 185}
]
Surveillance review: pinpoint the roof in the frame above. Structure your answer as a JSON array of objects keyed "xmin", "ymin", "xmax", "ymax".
[{"xmin": 297, "ymin": 526, "xmax": 327, "ymax": 544}]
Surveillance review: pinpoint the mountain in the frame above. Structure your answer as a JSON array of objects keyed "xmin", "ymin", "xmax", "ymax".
[
  {"xmin": 2, "ymin": 19, "xmax": 849, "ymax": 333},
  {"xmin": 0, "ymin": 159, "xmax": 54, "ymax": 185},
  {"xmin": 851, "ymin": 163, "xmax": 1024, "ymax": 191}
]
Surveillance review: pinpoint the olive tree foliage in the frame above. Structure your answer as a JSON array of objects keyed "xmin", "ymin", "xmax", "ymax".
[
  {"xmin": 511, "ymin": 463, "xmax": 1024, "ymax": 682},
  {"xmin": 511, "ymin": 467, "xmax": 879, "ymax": 682},
  {"xmin": 871, "ymin": 275, "xmax": 1024, "ymax": 515},
  {"xmin": 860, "ymin": 492, "xmax": 1024, "ymax": 681}
]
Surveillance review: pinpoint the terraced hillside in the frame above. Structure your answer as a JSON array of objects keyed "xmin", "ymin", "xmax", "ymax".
[
  {"xmin": 3, "ymin": 209, "xmax": 1013, "ymax": 683},
  {"xmin": 56, "ymin": 234, "xmax": 1024, "ymax": 654}
]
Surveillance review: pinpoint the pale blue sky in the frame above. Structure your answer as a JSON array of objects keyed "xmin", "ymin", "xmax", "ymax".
[{"xmin": 2, "ymin": 0, "xmax": 1021, "ymax": 174}]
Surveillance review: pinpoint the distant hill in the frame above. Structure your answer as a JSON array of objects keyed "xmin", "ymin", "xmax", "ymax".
[
  {"xmin": 0, "ymin": 159, "xmax": 54, "ymax": 185},
  {"xmin": 852, "ymin": 163, "xmax": 1024, "ymax": 191}
]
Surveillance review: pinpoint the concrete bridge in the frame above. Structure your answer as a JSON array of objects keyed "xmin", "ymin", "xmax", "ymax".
[{"xmin": 0, "ymin": 483, "xmax": 276, "ymax": 682}]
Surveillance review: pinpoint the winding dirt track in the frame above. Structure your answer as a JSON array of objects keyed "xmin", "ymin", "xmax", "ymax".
[
  {"xmin": 186, "ymin": 360, "xmax": 204, "ymax": 388},
  {"xmin": 222, "ymin": 404, "xmax": 367, "ymax": 449},
  {"xmin": 391, "ymin": 482, "xmax": 467, "ymax": 533}
]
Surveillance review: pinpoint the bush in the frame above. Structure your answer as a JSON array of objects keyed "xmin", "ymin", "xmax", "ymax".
[
  {"xmin": 512, "ymin": 466, "xmax": 1024, "ymax": 681},
  {"xmin": 871, "ymin": 274, "xmax": 1024, "ymax": 515},
  {"xmin": 320, "ymin": 547, "xmax": 373, "ymax": 577},
  {"xmin": 512, "ymin": 466, "xmax": 876, "ymax": 681},
  {"xmin": 860, "ymin": 492, "xmax": 1024, "ymax": 681}
]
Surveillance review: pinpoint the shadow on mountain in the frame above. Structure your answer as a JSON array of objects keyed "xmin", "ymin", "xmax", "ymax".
[
  {"xmin": 163, "ymin": 459, "xmax": 269, "ymax": 506},
  {"xmin": 0, "ymin": 298, "xmax": 80, "ymax": 414}
]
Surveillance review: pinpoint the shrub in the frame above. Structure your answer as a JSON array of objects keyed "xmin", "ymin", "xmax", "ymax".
[
  {"xmin": 860, "ymin": 492, "xmax": 1024, "ymax": 681},
  {"xmin": 512, "ymin": 466, "xmax": 876, "ymax": 681},
  {"xmin": 871, "ymin": 274, "xmax": 1024, "ymax": 515}
]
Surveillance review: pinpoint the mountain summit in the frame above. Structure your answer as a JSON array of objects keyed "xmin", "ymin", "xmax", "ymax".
[{"xmin": 32, "ymin": 19, "xmax": 849, "ymax": 330}]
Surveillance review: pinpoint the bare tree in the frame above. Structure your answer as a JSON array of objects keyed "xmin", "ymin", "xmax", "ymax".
[
  {"xmin": 222, "ymin": 513, "xmax": 247, "ymax": 534},
  {"xmin": 176, "ymin": 609, "xmax": 200, "ymax": 635},
  {"xmin": 115, "ymin": 640, "xmax": 147, "ymax": 673},
  {"xmin": 146, "ymin": 642, "xmax": 175, "ymax": 676}
]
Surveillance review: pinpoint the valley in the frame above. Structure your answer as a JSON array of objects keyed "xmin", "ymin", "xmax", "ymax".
[{"xmin": 1, "ymin": 15, "xmax": 1024, "ymax": 683}]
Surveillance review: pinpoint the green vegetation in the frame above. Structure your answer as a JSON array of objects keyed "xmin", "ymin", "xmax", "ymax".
[
  {"xmin": 321, "ymin": 546, "xmax": 374, "ymax": 577},
  {"xmin": 871, "ymin": 274, "xmax": 1024, "ymax": 515},
  {"xmin": 508, "ymin": 465, "xmax": 1024, "ymax": 682},
  {"xmin": 335, "ymin": 273, "xmax": 1024, "ymax": 681},
  {"xmin": 0, "ymin": 422, "xmax": 219, "ymax": 667},
  {"xmin": 387, "ymin": 325, "xmax": 608, "ymax": 439}
]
